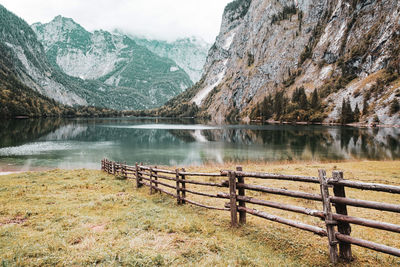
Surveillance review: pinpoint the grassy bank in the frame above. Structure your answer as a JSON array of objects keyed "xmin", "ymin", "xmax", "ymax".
[{"xmin": 0, "ymin": 161, "xmax": 399, "ymax": 266}]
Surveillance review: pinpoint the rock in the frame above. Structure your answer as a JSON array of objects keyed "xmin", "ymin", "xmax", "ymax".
[{"xmin": 187, "ymin": 0, "xmax": 400, "ymax": 125}]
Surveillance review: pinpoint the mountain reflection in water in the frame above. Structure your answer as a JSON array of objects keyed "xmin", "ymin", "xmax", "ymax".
[{"xmin": 0, "ymin": 118, "xmax": 399, "ymax": 172}]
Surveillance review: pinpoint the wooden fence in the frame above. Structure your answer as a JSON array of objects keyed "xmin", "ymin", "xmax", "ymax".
[{"xmin": 101, "ymin": 159, "xmax": 400, "ymax": 264}]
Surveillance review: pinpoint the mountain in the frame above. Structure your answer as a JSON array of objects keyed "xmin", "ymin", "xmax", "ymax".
[
  {"xmin": 131, "ymin": 36, "xmax": 211, "ymax": 83},
  {"xmin": 0, "ymin": 4, "xmax": 97, "ymax": 118},
  {"xmin": 0, "ymin": 5, "xmax": 87, "ymax": 107},
  {"xmin": 0, "ymin": 37, "xmax": 120, "ymax": 118},
  {"xmin": 0, "ymin": 40, "xmax": 67, "ymax": 118},
  {"xmin": 32, "ymin": 16, "xmax": 193, "ymax": 108},
  {"xmin": 0, "ymin": 5, "xmax": 174, "ymax": 114},
  {"xmin": 158, "ymin": 0, "xmax": 400, "ymax": 125}
]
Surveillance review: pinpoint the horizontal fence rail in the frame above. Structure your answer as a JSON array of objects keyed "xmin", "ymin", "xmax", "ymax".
[{"xmin": 101, "ymin": 159, "xmax": 400, "ymax": 263}]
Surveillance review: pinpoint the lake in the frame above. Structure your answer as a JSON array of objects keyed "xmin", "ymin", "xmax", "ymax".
[{"xmin": 0, "ymin": 117, "xmax": 399, "ymax": 172}]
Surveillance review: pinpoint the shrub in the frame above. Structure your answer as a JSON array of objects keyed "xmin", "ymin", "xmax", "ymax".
[
  {"xmin": 247, "ymin": 52, "xmax": 254, "ymax": 66},
  {"xmin": 390, "ymin": 98, "xmax": 400, "ymax": 115},
  {"xmin": 224, "ymin": 0, "xmax": 252, "ymax": 21},
  {"xmin": 271, "ymin": 4, "xmax": 297, "ymax": 25}
]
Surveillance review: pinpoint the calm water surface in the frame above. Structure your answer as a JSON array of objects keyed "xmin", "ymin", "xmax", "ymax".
[{"xmin": 0, "ymin": 117, "xmax": 399, "ymax": 172}]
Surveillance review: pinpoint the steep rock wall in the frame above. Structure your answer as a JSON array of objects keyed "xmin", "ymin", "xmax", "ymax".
[{"xmin": 191, "ymin": 0, "xmax": 400, "ymax": 124}]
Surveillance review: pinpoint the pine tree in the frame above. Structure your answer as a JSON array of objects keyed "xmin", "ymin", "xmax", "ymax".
[
  {"xmin": 340, "ymin": 98, "xmax": 354, "ymax": 124},
  {"xmin": 340, "ymin": 99, "xmax": 347, "ymax": 124},
  {"xmin": 274, "ymin": 91, "xmax": 284, "ymax": 118},
  {"xmin": 291, "ymin": 86, "xmax": 308, "ymax": 108},
  {"xmin": 362, "ymin": 98, "xmax": 369, "ymax": 116},
  {"xmin": 310, "ymin": 88, "xmax": 320, "ymax": 109},
  {"xmin": 261, "ymin": 94, "xmax": 273, "ymax": 119},
  {"xmin": 292, "ymin": 88, "xmax": 300, "ymax": 103},
  {"xmin": 346, "ymin": 100, "xmax": 353, "ymax": 122},
  {"xmin": 354, "ymin": 103, "xmax": 360, "ymax": 122},
  {"xmin": 299, "ymin": 87, "xmax": 308, "ymax": 108},
  {"xmin": 274, "ymin": 91, "xmax": 287, "ymax": 119}
]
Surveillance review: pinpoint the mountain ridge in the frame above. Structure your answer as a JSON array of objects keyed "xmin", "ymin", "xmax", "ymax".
[
  {"xmin": 32, "ymin": 16, "xmax": 193, "ymax": 109},
  {"xmin": 131, "ymin": 35, "xmax": 211, "ymax": 83},
  {"xmin": 155, "ymin": 0, "xmax": 400, "ymax": 125}
]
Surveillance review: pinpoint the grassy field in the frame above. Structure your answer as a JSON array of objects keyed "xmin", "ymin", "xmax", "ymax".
[{"xmin": 0, "ymin": 160, "xmax": 399, "ymax": 266}]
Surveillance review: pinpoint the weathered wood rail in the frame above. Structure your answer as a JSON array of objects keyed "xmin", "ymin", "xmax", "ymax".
[{"xmin": 101, "ymin": 159, "xmax": 400, "ymax": 263}]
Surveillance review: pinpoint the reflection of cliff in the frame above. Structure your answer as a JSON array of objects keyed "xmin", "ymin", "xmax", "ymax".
[
  {"xmin": 1, "ymin": 118, "xmax": 399, "ymax": 167},
  {"xmin": 41, "ymin": 124, "xmax": 88, "ymax": 141},
  {"xmin": 193, "ymin": 126, "xmax": 400, "ymax": 161},
  {"xmin": 338, "ymin": 127, "xmax": 400, "ymax": 160},
  {"xmin": 76, "ymin": 126, "xmax": 185, "ymax": 146},
  {"xmin": 0, "ymin": 119, "xmax": 66, "ymax": 148}
]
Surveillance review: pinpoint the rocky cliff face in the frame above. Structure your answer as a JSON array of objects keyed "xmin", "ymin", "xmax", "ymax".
[
  {"xmin": 132, "ymin": 36, "xmax": 211, "ymax": 83},
  {"xmin": 32, "ymin": 16, "xmax": 193, "ymax": 109},
  {"xmin": 0, "ymin": 7, "xmax": 86, "ymax": 106},
  {"xmin": 0, "ymin": 5, "xmax": 190, "ymax": 113},
  {"xmin": 189, "ymin": 0, "xmax": 400, "ymax": 124}
]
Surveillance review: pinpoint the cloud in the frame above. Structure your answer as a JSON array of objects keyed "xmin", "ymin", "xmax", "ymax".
[{"xmin": 1, "ymin": 0, "xmax": 232, "ymax": 43}]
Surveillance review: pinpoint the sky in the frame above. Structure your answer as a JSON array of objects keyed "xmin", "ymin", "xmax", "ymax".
[{"xmin": 1, "ymin": 0, "xmax": 232, "ymax": 43}]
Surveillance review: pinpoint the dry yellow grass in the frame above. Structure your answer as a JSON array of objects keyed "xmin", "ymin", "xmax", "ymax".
[
  {"xmin": 0, "ymin": 160, "xmax": 399, "ymax": 266},
  {"xmin": 143, "ymin": 160, "xmax": 400, "ymax": 266}
]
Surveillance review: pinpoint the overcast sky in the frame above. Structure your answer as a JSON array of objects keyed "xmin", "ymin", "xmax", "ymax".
[{"xmin": 1, "ymin": 0, "xmax": 232, "ymax": 43}]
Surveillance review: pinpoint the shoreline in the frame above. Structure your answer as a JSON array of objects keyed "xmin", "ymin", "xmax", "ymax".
[
  {"xmin": 248, "ymin": 119, "xmax": 400, "ymax": 128},
  {"xmin": 0, "ymin": 171, "xmax": 22, "ymax": 176},
  {"xmin": 1, "ymin": 159, "xmax": 399, "ymax": 176},
  {"xmin": 3, "ymin": 116, "xmax": 400, "ymax": 128},
  {"xmin": 0, "ymin": 166, "xmax": 56, "ymax": 176}
]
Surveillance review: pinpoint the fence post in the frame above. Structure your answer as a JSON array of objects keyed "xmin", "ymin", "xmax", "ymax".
[
  {"xmin": 332, "ymin": 171, "xmax": 352, "ymax": 261},
  {"xmin": 175, "ymin": 169, "xmax": 181, "ymax": 204},
  {"xmin": 135, "ymin": 163, "xmax": 142, "ymax": 188},
  {"xmin": 237, "ymin": 166, "xmax": 246, "ymax": 225},
  {"xmin": 154, "ymin": 166, "xmax": 159, "ymax": 193},
  {"xmin": 112, "ymin": 162, "xmax": 116, "ymax": 175},
  {"xmin": 229, "ymin": 171, "xmax": 238, "ymax": 227},
  {"xmin": 124, "ymin": 162, "xmax": 127, "ymax": 178},
  {"xmin": 140, "ymin": 162, "xmax": 144, "ymax": 185},
  {"xmin": 319, "ymin": 169, "xmax": 338, "ymax": 264},
  {"xmin": 181, "ymin": 168, "xmax": 186, "ymax": 204},
  {"xmin": 150, "ymin": 167, "xmax": 154, "ymax": 195}
]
